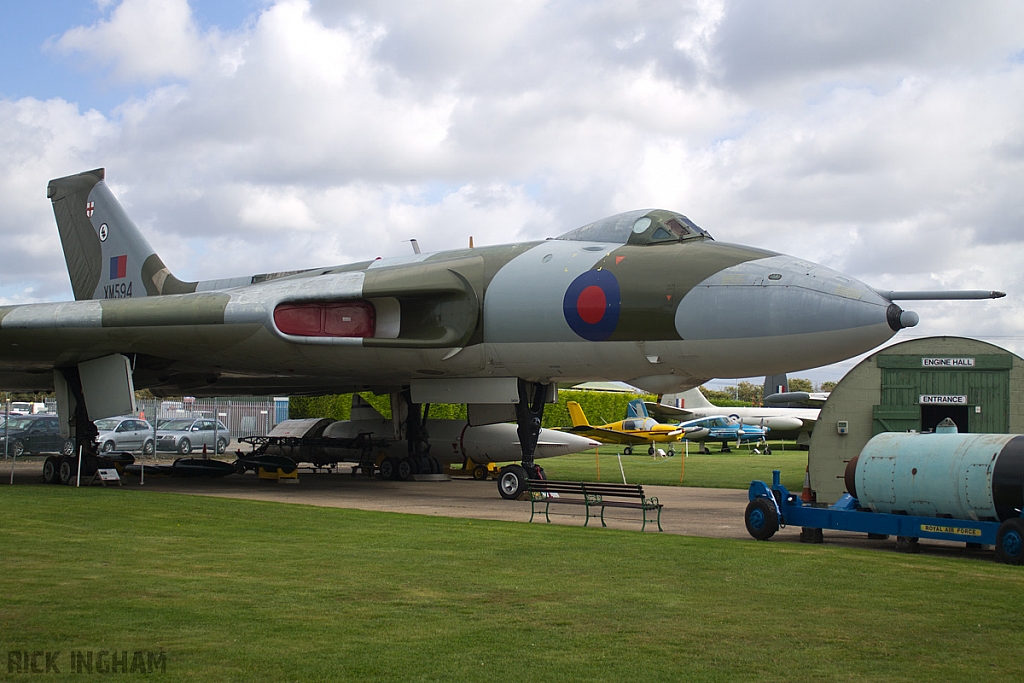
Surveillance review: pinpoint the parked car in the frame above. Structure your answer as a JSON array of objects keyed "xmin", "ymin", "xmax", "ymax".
[
  {"xmin": 0, "ymin": 415, "xmax": 71, "ymax": 457},
  {"xmin": 94, "ymin": 417, "xmax": 155, "ymax": 454},
  {"xmin": 156, "ymin": 418, "xmax": 229, "ymax": 454}
]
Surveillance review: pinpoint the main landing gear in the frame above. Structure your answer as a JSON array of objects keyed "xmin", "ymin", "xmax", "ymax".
[
  {"xmin": 379, "ymin": 390, "xmax": 443, "ymax": 480},
  {"xmin": 497, "ymin": 379, "xmax": 549, "ymax": 500}
]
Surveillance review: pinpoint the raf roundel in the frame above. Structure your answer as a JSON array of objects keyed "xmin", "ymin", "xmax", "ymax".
[{"xmin": 563, "ymin": 270, "xmax": 621, "ymax": 341}]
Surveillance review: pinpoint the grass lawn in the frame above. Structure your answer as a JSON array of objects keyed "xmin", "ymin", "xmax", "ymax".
[
  {"xmin": 536, "ymin": 443, "xmax": 808, "ymax": 491},
  {"xmin": 3, "ymin": 486, "xmax": 1023, "ymax": 682}
]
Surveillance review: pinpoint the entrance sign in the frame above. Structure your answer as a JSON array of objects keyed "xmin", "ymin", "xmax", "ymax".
[{"xmin": 920, "ymin": 395, "xmax": 968, "ymax": 405}]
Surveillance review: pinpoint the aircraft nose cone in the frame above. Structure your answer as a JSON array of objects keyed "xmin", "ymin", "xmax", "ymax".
[
  {"xmin": 673, "ymin": 254, "xmax": 897, "ymax": 370},
  {"xmin": 675, "ymin": 254, "xmax": 891, "ymax": 340}
]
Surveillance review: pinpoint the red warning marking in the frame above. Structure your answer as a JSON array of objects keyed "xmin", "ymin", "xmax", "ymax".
[
  {"xmin": 576, "ymin": 285, "xmax": 607, "ymax": 324},
  {"xmin": 615, "ymin": 256, "xmax": 625, "ymax": 265}
]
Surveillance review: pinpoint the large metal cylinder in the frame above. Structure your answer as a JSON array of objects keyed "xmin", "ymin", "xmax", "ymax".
[{"xmin": 845, "ymin": 432, "xmax": 1024, "ymax": 522}]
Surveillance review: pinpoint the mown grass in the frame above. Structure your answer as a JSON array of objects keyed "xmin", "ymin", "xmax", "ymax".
[
  {"xmin": 2, "ymin": 486, "xmax": 1023, "ymax": 682},
  {"xmin": 536, "ymin": 443, "xmax": 808, "ymax": 490}
]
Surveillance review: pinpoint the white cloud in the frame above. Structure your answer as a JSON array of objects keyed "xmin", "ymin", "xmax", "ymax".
[{"xmin": 53, "ymin": 0, "xmax": 210, "ymax": 83}]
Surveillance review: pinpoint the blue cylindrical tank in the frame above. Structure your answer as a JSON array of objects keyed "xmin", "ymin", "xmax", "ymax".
[{"xmin": 845, "ymin": 431, "xmax": 1024, "ymax": 522}]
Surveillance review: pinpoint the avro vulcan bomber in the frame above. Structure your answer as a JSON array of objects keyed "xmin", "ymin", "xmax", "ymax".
[{"xmin": 0, "ymin": 169, "xmax": 1003, "ymax": 497}]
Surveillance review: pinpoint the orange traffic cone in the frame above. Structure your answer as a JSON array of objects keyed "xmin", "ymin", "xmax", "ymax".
[{"xmin": 801, "ymin": 465, "xmax": 815, "ymax": 503}]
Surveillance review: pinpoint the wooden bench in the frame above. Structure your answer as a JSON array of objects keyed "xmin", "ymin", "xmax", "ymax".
[{"xmin": 525, "ymin": 479, "xmax": 663, "ymax": 531}]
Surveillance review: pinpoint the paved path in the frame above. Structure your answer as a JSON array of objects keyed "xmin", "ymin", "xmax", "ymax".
[{"xmin": 0, "ymin": 458, "xmax": 1000, "ymax": 560}]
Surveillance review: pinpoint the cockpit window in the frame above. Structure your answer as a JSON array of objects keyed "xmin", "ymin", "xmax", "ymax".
[{"xmin": 556, "ymin": 209, "xmax": 712, "ymax": 245}]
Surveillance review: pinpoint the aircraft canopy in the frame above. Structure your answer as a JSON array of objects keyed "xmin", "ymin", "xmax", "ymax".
[{"xmin": 556, "ymin": 209, "xmax": 712, "ymax": 246}]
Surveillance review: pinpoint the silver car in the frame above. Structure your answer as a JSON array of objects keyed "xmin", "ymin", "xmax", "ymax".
[
  {"xmin": 156, "ymin": 418, "xmax": 229, "ymax": 454},
  {"xmin": 95, "ymin": 417, "xmax": 156, "ymax": 454}
]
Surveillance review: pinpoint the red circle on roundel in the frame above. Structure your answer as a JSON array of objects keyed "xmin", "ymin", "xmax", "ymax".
[{"xmin": 577, "ymin": 285, "xmax": 607, "ymax": 324}]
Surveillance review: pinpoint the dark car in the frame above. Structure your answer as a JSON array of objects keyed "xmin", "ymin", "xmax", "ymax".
[{"xmin": 0, "ymin": 415, "xmax": 71, "ymax": 457}]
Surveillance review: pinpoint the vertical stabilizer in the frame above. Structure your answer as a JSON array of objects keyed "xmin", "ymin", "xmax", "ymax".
[
  {"xmin": 674, "ymin": 387, "xmax": 712, "ymax": 409},
  {"xmin": 351, "ymin": 394, "xmax": 386, "ymax": 421},
  {"xmin": 567, "ymin": 401, "xmax": 591, "ymax": 427},
  {"xmin": 47, "ymin": 168, "xmax": 196, "ymax": 300},
  {"xmin": 764, "ymin": 374, "xmax": 788, "ymax": 399},
  {"xmin": 626, "ymin": 398, "xmax": 649, "ymax": 419}
]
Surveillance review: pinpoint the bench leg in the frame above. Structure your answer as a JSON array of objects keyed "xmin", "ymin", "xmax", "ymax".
[
  {"xmin": 544, "ymin": 501, "xmax": 552, "ymax": 523},
  {"xmin": 599, "ymin": 505, "xmax": 608, "ymax": 528}
]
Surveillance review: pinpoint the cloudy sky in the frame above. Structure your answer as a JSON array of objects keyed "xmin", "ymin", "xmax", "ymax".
[{"xmin": 2, "ymin": 0, "xmax": 1022, "ymax": 386}]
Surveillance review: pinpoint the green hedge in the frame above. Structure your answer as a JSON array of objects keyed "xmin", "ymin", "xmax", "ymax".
[{"xmin": 289, "ymin": 389, "xmax": 656, "ymax": 428}]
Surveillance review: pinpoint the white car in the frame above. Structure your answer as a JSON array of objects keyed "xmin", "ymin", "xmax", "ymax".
[
  {"xmin": 95, "ymin": 417, "xmax": 156, "ymax": 454},
  {"xmin": 156, "ymin": 418, "xmax": 229, "ymax": 454}
]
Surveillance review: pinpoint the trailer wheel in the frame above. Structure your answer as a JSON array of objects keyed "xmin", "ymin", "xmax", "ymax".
[
  {"xmin": 995, "ymin": 518, "xmax": 1024, "ymax": 565},
  {"xmin": 745, "ymin": 497, "xmax": 779, "ymax": 540},
  {"xmin": 58, "ymin": 458, "xmax": 75, "ymax": 485},
  {"xmin": 397, "ymin": 458, "xmax": 413, "ymax": 481},
  {"xmin": 42, "ymin": 457, "xmax": 60, "ymax": 484},
  {"xmin": 472, "ymin": 464, "xmax": 488, "ymax": 480},
  {"xmin": 379, "ymin": 457, "xmax": 397, "ymax": 480}
]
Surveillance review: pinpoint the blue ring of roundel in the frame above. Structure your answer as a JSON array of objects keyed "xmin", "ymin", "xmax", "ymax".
[{"xmin": 562, "ymin": 270, "xmax": 621, "ymax": 341}]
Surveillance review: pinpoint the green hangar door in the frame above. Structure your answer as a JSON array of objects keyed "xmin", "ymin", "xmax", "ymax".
[{"xmin": 873, "ymin": 354, "xmax": 1011, "ymax": 435}]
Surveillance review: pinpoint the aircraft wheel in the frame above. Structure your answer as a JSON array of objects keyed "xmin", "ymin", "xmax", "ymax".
[
  {"xmin": 996, "ymin": 518, "xmax": 1024, "ymax": 565},
  {"xmin": 764, "ymin": 447, "xmax": 772, "ymax": 455},
  {"xmin": 11, "ymin": 440, "xmax": 25, "ymax": 457},
  {"xmin": 62, "ymin": 439, "xmax": 76, "ymax": 457},
  {"xmin": 700, "ymin": 446, "xmax": 711, "ymax": 455},
  {"xmin": 721, "ymin": 446, "xmax": 731, "ymax": 453},
  {"xmin": 472, "ymin": 464, "xmax": 488, "ymax": 481},
  {"xmin": 58, "ymin": 458, "xmax": 75, "ymax": 485},
  {"xmin": 397, "ymin": 458, "xmax": 414, "ymax": 480},
  {"xmin": 216, "ymin": 438, "xmax": 227, "ymax": 454},
  {"xmin": 42, "ymin": 457, "xmax": 60, "ymax": 484},
  {"xmin": 378, "ymin": 457, "xmax": 395, "ymax": 479},
  {"xmin": 745, "ymin": 498, "xmax": 779, "ymax": 541},
  {"xmin": 177, "ymin": 439, "xmax": 192, "ymax": 455},
  {"xmin": 667, "ymin": 447, "xmax": 675, "ymax": 457},
  {"xmin": 497, "ymin": 465, "xmax": 528, "ymax": 500},
  {"xmin": 648, "ymin": 446, "xmax": 655, "ymax": 456},
  {"xmin": 143, "ymin": 440, "xmax": 155, "ymax": 455},
  {"xmin": 623, "ymin": 446, "xmax": 633, "ymax": 456},
  {"xmin": 101, "ymin": 440, "xmax": 116, "ymax": 453}
]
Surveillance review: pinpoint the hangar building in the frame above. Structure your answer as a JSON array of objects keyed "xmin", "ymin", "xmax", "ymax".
[{"xmin": 809, "ymin": 337, "xmax": 1024, "ymax": 503}]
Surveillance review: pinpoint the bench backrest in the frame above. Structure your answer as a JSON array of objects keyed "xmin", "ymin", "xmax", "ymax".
[{"xmin": 527, "ymin": 479, "xmax": 646, "ymax": 499}]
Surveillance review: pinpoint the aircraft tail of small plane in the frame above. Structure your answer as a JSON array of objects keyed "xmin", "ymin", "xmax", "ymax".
[
  {"xmin": 47, "ymin": 168, "xmax": 197, "ymax": 300},
  {"xmin": 567, "ymin": 401, "xmax": 591, "ymax": 428},
  {"xmin": 626, "ymin": 398, "xmax": 649, "ymax": 419}
]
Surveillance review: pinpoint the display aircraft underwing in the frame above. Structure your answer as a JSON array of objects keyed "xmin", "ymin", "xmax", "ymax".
[
  {"xmin": 0, "ymin": 169, "xmax": 1004, "ymax": 498},
  {"xmin": 246, "ymin": 395, "xmax": 600, "ymax": 480}
]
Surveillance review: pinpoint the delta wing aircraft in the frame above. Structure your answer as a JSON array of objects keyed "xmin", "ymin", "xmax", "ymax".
[{"xmin": 0, "ymin": 169, "xmax": 1004, "ymax": 498}]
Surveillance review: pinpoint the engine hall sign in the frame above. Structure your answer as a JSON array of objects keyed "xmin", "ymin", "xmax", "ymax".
[{"xmin": 922, "ymin": 357, "xmax": 976, "ymax": 367}]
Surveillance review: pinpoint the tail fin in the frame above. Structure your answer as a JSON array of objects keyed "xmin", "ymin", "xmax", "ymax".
[
  {"xmin": 351, "ymin": 394, "xmax": 386, "ymax": 421},
  {"xmin": 764, "ymin": 374, "xmax": 788, "ymax": 399},
  {"xmin": 567, "ymin": 401, "xmax": 590, "ymax": 427},
  {"xmin": 626, "ymin": 398, "xmax": 649, "ymax": 419},
  {"xmin": 674, "ymin": 387, "xmax": 712, "ymax": 409},
  {"xmin": 47, "ymin": 168, "xmax": 196, "ymax": 300}
]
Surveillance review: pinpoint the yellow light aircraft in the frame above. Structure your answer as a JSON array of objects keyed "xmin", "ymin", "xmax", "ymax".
[{"xmin": 564, "ymin": 400, "xmax": 684, "ymax": 456}]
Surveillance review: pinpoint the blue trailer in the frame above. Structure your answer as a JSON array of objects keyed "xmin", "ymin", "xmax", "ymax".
[{"xmin": 746, "ymin": 470, "xmax": 1024, "ymax": 564}]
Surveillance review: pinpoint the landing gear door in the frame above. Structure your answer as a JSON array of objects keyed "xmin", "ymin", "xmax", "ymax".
[{"xmin": 78, "ymin": 354, "xmax": 137, "ymax": 421}]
